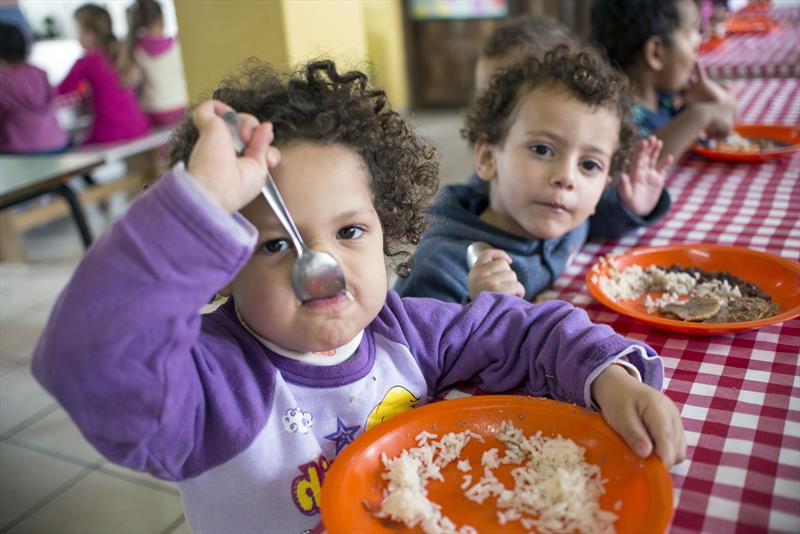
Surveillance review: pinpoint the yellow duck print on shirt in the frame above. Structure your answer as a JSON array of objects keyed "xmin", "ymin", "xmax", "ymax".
[{"xmin": 365, "ymin": 385, "xmax": 420, "ymax": 431}]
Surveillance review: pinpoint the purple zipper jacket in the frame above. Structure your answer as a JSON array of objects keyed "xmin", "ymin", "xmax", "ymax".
[{"xmin": 31, "ymin": 165, "xmax": 663, "ymax": 533}]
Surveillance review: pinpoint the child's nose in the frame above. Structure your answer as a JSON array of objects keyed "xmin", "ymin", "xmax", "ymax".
[{"xmin": 549, "ymin": 162, "xmax": 576, "ymax": 191}]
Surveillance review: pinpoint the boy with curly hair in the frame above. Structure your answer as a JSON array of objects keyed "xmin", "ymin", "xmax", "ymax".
[
  {"xmin": 591, "ymin": 0, "xmax": 737, "ymax": 160},
  {"xmin": 33, "ymin": 58, "xmax": 684, "ymax": 533},
  {"xmin": 396, "ymin": 45, "xmax": 672, "ymax": 304}
]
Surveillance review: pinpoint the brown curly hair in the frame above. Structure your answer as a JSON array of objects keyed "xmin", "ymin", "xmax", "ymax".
[
  {"xmin": 463, "ymin": 45, "xmax": 636, "ymax": 180},
  {"xmin": 169, "ymin": 58, "xmax": 439, "ymax": 276}
]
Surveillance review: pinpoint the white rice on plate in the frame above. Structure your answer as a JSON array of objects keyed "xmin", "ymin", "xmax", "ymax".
[
  {"xmin": 376, "ymin": 421, "xmax": 618, "ymax": 534},
  {"xmin": 594, "ymin": 258, "xmax": 742, "ymax": 313}
]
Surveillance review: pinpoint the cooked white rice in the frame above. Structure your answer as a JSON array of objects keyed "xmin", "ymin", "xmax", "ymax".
[
  {"xmin": 376, "ymin": 422, "xmax": 617, "ymax": 534},
  {"xmin": 597, "ymin": 259, "xmax": 742, "ymax": 313}
]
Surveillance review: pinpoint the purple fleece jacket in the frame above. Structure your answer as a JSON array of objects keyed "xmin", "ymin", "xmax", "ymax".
[{"xmin": 31, "ymin": 165, "xmax": 663, "ymax": 533}]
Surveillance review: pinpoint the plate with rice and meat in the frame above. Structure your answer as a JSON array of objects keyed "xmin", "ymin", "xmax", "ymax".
[
  {"xmin": 691, "ymin": 125, "xmax": 800, "ymax": 163},
  {"xmin": 320, "ymin": 396, "xmax": 672, "ymax": 534},
  {"xmin": 586, "ymin": 244, "xmax": 800, "ymax": 335}
]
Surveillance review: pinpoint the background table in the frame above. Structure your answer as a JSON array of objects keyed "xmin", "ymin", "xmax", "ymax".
[
  {"xmin": 730, "ymin": 78, "xmax": 799, "ymax": 124},
  {"xmin": 701, "ymin": 21, "xmax": 800, "ymax": 79},
  {"xmin": 441, "ymin": 77, "xmax": 800, "ymax": 532}
]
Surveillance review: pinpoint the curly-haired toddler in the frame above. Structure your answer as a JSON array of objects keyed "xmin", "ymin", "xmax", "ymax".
[
  {"xmin": 396, "ymin": 45, "xmax": 673, "ymax": 305},
  {"xmin": 32, "ymin": 58, "xmax": 685, "ymax": 533}
]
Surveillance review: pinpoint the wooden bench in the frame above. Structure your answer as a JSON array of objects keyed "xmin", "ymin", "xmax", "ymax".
[{"xmin": 0, "ymin": 127, "xmax": 173, "ymax": 262}]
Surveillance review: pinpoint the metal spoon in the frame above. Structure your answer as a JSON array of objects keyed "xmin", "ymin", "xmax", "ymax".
[
  {"xmin": 222, "ymin": 111, "xmax": 347, "ymax": 302},
  {"xmin": 466, "ymin": 241, "xmax": 492, "ymax": 270}
]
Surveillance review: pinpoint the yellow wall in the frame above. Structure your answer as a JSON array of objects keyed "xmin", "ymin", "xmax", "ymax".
[
  {"xmin": 176, "ymin": 0, "xmax": 409, "ymax": 109},
  {"xmin": 174, "ymin": 0, "xmax": 288, "ymax": 100},
  {"xmin": 364, "ymin": 0, "xmax": 409, "ymax": 110},
  {"xmin": 282, "ymin": 0, "xmax": 368, "ymax": 71}
]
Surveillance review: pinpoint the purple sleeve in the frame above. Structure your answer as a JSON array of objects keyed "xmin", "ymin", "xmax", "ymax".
[
  {"xmin": 57, "ymin": 56, "xmax": 89, "ymax": 95},
  {"xmin": 376, "ymin": 292, "xmax": 663, "ymax": 407},
  {"xmin": 31, "ymin": 167, "xmax": 272, "ymax": 481}
]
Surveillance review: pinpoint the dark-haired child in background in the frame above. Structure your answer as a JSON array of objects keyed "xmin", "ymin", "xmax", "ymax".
[
  {"xmin": 591, "ymin": 0, "xmax": 737, "ymax": 161},
  {"xmin": 57, "ymin": 3, "xmax": 149, "ymax": 145},
  {"xmin": 124, "ymin": 0, "xmax": 188, "ymax": 127},
  {"xmin": 0, "ymin": 22, "xmax": 68, "ymax": 153}
]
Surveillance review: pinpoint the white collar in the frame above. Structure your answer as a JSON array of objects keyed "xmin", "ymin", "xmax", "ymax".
[{"xmin": 235, "ymin": 304, "xmax": 363, "ymax": 366}]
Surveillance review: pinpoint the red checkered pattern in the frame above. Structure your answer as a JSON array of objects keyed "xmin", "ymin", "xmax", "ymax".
[
  {"xmin": 730, "ymin": 78, "xmax": 800, "ymax": 125},
  {"xmin": 701, "ymin": 22, "xmax": 800, "ymax": 79},
  {"xmin": 437, "ymin": 78, "xmax": 800, "ymax": 532},
  {"xmin": 767, "ymin": 4, "xmax": 800, "ymax": 24}
]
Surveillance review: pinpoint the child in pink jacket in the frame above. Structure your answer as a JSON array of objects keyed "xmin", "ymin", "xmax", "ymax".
[{"xmin": 57, "ymin": 3, "xmax": 149, "ymax": 145}]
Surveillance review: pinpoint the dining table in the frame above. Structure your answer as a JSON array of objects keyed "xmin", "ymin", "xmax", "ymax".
[
  {"xmin": 700, "ymin": 4, "xmax": 800, "ymax": 79},
  {"xmin": 437, "ymin": 77, "xmax": 799, "ymax": 532}
]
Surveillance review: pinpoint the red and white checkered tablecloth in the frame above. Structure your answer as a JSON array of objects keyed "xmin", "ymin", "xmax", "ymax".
[
  {"xmin": 771, "ymin": 4, "xmax": 800, "ymax": 24},
  {"xmin": 731, "ymin": 78, "xmax": 800, "ymax": 124},
  {"xmin": 439, "ymin": 79, "xmax": 800, "ymax": 532},
  {"xmin": 701, "ymin": 24, "xmax": 800, "ymax": 79}
]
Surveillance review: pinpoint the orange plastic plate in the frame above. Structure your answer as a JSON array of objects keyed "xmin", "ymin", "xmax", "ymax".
[
  {"xmin": 586, "ymin": 244, "xmax": 800, "ymax": 335},
  {"xmin": 699, "ymin": 35, "xmax": 727, "ymax": 53},
  {"xmin": 321, "ymin": 396, "xmax": 673, "ymax": 534},
  {"xmin": 692, "ymin": 124, "xmax": 800, "ymax": 163},
  {"xmin": 726, "ymin": 16, "xmax": 780, "ymax": 33}
]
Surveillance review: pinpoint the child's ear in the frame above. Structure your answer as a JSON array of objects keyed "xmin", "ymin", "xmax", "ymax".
[
  {"xmin": 474, "ymin": 137, "xmax": 498, "ymax": 182},
  {"xmin": 643, "ymin": 36, "xmax": 666, "ymax": 72}
]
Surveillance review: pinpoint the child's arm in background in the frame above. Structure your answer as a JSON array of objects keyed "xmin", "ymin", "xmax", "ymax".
[
  {"xmin": 682, "ymin": 62, "xmax": 738, "ymax": 113},
  {"xmin": 656, "ymin": 63, "xmax": 737, "ymax": 161},
  {"xmin": 32, "ymin": 102, "xmax": 279, "ymax": 479},
  {"xmin": 56, "ymin": 56, "xmax": 89, "ymax": 95},
  {"xmin": 654, "ymin": 100, "xmax": 735, "ymax": 161},
  {"xmin": 381, "ymin": 292, "xmax": 686, "ymax": 467}
]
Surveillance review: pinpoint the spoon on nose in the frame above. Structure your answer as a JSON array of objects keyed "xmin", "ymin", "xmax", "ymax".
[{"xmin": 222, "ymin": 111, "xmax": 347, "ymax": 303}]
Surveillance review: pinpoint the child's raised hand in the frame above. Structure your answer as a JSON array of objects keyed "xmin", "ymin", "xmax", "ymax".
[
  {"xmin": 683, "ymin": 62, "xmax": 737, "ymax": 114},
  {"xmin": 187, "ymin": 100, "xmax": 282, "ymax": 213},
  {"xmin": 467, "ymin": 248, "xmax": 525, "ymax": 301},
  {"xmin": 618, "ymin": 136, "xmax": 673, "ymax": 217},
  {"xmin": 591, "ymin": 364, "xmax": 687, "ymax": 468}
]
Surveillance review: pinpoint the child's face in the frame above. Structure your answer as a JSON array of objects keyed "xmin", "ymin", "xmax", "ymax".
[
  {"xmin": 76, "ymin": 24, "xmax": 94, "ymax": 51},
  {"xmin": 475, "ymin": 84, "xmax": 619, "ymax": 241},
  {"xmin": 656, "ymin": 0, "xmax": 702, "ymax": 91},
  {"xmin": 225, "ymin": 142, "xmax": 388, "ymax": 352}
]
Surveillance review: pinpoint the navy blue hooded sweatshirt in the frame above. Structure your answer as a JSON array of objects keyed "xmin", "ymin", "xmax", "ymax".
[{"xmin": 394, "ymin": 178, "xmax": 671, "ymax": 303}]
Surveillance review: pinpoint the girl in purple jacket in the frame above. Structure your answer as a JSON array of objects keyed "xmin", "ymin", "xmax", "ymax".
[{"xmin": 33, "ymin": 59, "xmax": 685, "ymax": 533}]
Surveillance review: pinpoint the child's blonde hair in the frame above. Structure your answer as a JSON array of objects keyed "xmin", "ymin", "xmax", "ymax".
[{"xmin": 74, "ymin": 4, "xmax": 128, "ymax": 85}]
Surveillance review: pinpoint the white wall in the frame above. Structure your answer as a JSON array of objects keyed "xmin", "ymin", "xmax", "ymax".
[
  {"xmin": 19, "ymin": 0, "xmax": 178, "ymax": 40},
  {"xmin": 18, "ymin": 0, "xmax": 178, "ymax": 85}
]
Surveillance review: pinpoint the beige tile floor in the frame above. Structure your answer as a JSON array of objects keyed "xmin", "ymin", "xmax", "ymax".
[{"xmin": 0, "ymin": 111, "xmax": 472, "ymax": 533}]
